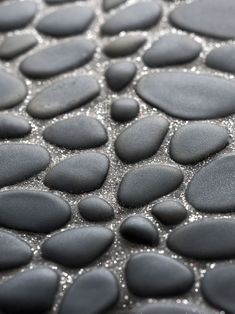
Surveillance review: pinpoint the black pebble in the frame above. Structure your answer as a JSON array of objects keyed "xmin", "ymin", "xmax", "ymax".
[
  {"xmin": 206, "ymin": 44, "xmax": 235, "ymax": 74},
  {"xmin": 133, "ymin": 303, "xmax": 206, "ymax": 314},
  {"xmin": 111, "ymin": 98, "xmax": 139, "ymax": 123},
  {"xmin": 0, "ymin": 114, "xmax": 31, "ymax": 139},
  {"xmin": 102, "ymin": 0, "xmax": 126, "ymax": 12}
]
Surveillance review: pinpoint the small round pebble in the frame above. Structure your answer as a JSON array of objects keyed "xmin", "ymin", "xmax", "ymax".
[
  {"xmin": 206, "ymin": 44, "xmax": 235, "ymax": 74},
  {"xmin": 152, "ymin": 200, "xmax": 187, "ymax": 226},
  {"xmin": 102, "ymin": 0, "xmax": 126, "ymax": 12},
  {"xmin": 0, "ymin": 114, "xmax": 31, "ymax": 139},
  {"xmin": 120, "ymin": 215, "xmax": 159, "ymax": 246},
  {"xmin": 78, "ymin": 196, "xmax": 114, "ymax": 222},
  {"xmin": 111, "ymin": 98, "xmax": 139, "ymax": 122},
  {"xmin": 133, "ymin": 303, "xmax": 207, "ymax": 314}
]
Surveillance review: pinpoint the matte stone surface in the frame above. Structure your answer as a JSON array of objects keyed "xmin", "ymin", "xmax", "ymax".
[
  {"xmin": 0, "ymin": 114, "xmax": 31, "ymax": 139},
  {"xmin": 170, "ymin": 123, "xmax": 229, "ymax": 165},
  {"xmin": 167, "ymin": 219, "xmax": 235, "ymax": 260},
  {"xmin": 125, "ymin": 253, "xmax": 194, "ymax": 297},
  {"xmin": 136, "ymin": 72, "xmax": 235, "ymax": 120},
  {"xmin": 0, "ymin": 144, "xmax": 50, "ymax": 188},
  {"xmin": 133, "ymin": 303, "xmax": 206, "ymax": 314},
  {"xmin": 103, "ymin": 35, "xmax": 146, "ymax": 58},
  {"xmin": 120, "ymin": 215, "xmax": 159, "ymax": 246},
  {"xmin": 152, "ymin": 200, "xmax": 187, "ymax": 226},
  {"xmin": 44, "ymin": 152, "xmax": 109, "ymax": 194},
  {"xmin": 111, "ymin": 98, "xmax": 139, "ymax": 123},
  {"xmin": 169, "ymin": 0, "xmax": 235, "ymax": 40},
  {"xmin": 115, "ymin": 116, "xmax": 169, "ymax": 163},
  {"xmin": 42, "ymin": 227, "xmax": 114, "ymax": 268},
  {"xmin": 78, "ymin": 196, "xmax": 114, "ymax": 222},
  {"xmin": 103, "ymin": 0, "xmax": 126, "ymax": 12},
  {"xmin": 20, "ymin": 39, "xmax": 96, "ymax": 79},
  {"xmin": 105, "ymin": 61, "xmax": 137, "ymax": 92},
  {"xmin": 59, "ymin": 268, "xmax": 119, "ymax": 314},
  {"xmin": 45, "ymin": 0, "xmax": 81, "ymax": 4},
  {"xmin": 0, "ymin": 231, "xmax": 32, "ymax": 271},
  {"xmin": 0, "ymin": 190, "xmax": 71, "ymax": 233},
  {"xmin": 186, "ymin": 153, "xmax": 235, "ymax": 213},
  {"xmin": 143, "ymin": 34, "xmax": 201, "ymax": 68},
  {"xmin": 118, "ymin": 165, "xmax": 183, "ymax": 208},
  {"xmin": 37, "ymin": 6, "xmax": 94, "ymax": 37},
  {"xmin": 101, "ymin": 2, "xmax": 162, "ymax": 35},
  {"xmin": 0, "ymin": 1, "xmax": 37, "ymax": 31},
  {"xmin": 0, "ymin": 71, "xmax": 27, "ymax": 110},
  {"xmin": 27, "ymin": 75, "xmax": 100, "ymax": 119},
  {"xmin": 206, "ymin": 44, "xmax": 235, "ymax": 74},
  {"xmin": 0, "ymin": 268, "xmax": 59, "ymax": 314},
  {"xmin": 43, "ymin": 115, "xmax": 107, "ymax": 149},
  {"xmin": 0, "ymin": 34, "xmax": 37, "ymax": 60}
]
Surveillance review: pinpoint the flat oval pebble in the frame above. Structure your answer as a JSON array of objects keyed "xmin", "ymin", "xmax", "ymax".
[
  {"xmin": 111, "ymin": 98, "xmax": 139, "ymax": 123},
  {"xmin": 20, "ymin": 39, "xmax": 96, "ymax": 79},
  {"xmin": 0, "ymin": 268, "xmax": 59, "ymax": 314},
  {"xmin": 43, "ymin": 115, "xmax": 107, "ymax": 149},
  {"xmin": 169, "ymin": 0, "xmax": 235, "ymax": 40},
  {"xmin": 0, "ymin": 34, "xmax": 37, "ymax": 60},
  {"xmin": 59, "ymin": 268, "xmax": 119, "ymax": 314},
  {"xmin": 136, "ymin": 72, "xmax": 235, "ymax": 120},
  {"xmin": 103, "ymin": 35, "xmax": 146, "ymax": 58},
  {"xmin": 27, "ymin": 75, "xmax": 100, "ymax": 119},
  {"xmin": 101, "ymin": 2, "xmax": 162, "ymax": 35},
  {"xmin": 0, "ymin": 71, "xmax": 27, "ymax": 110},
  {"xmin": 120, "ymin": 215, "xmax": 159, "ymax": 246},
  {"xmin": 201, "ymin": 264, "xmax": 235, "ymax": 313},
  {"xmin": 133, "ymin": 303, "xmax": 206, "ymax": 314},
  {"xmin": 0, "ymin": 190, "xmax": 71, "ymax": 233},
  {"xmin": 42, "ymin": 227, "xmax": 114, "ymax": 268},
  {"xmin": 105, "ymin": 61, "xmax": 137, "ymax": 92},
  {"xmin": 37, "ymin": 6, "xmax": 94, "ymax": 37},
  {"xmin": 152, "ymin": 200, "xmax": 187, "ymax": 226},
  {"xmin": 167, "ymin": 219, "xmax": 235, "ymax": 260},
  {"xmin": 125, "ymin": 253, "xmax": 194, "ymax": 297},
  {"xmin": 0, "ymin": 1, "xmax": 37, "ymax": 32},
  {"xmin": 103, "ymin": 0, "xmax": 126, "ymax": 12},
  {"xmin": 143, "ymin": 34, "xmax": 201, "ymax": 68},
  {"xmin": 44, "ymin": 152, "xmax": 109, "ymax": 194},
  {"xmin": 0, "ymin": 144, "xmax": 50, "ymax": 187},
  {"xmin": 0, "ymin": 114, "xmax": 31, "ymax": 139},
  {"xmin": 206, "ymin": 44, "xmax": 235, "ymax": 74},
  {"xmin": 78, "ymin": 196, "xmax": 114, "ymax": 222},
  {"xmin": 118, "ymin": 165, "xmax": 183, "ymax": 208},
  {"xmin": 0, "ymin": 231, "xmax": 32, "ymax": 271},
  {"xmin": 115, "ymin": 116, "xmax": 169, "ymax": 163},
  {"xmin": 170, "ymin": 123, "xmax": 229, "ymax": 165},
  {"xmin": 186, "ymin": 153, "xmax": 235, "ymax": 213}
]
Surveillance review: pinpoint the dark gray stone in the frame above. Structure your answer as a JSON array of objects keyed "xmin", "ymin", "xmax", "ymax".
[
  {"xmin": 111, "ymin": 98, "xmax": 139, "ymax": 123},
  {"xmin": 103, "ymin": 0, "xmax": 126, "ymax": 12},
  {"xmin": 0, "ymin": 114, "xmax": 31, "ymax": 139},
  {"xmin": 133, "ymin": 303, "xmax": 207, "ymax": 314},
  {"xmin": 46, "ymin": 0, "xmax": 82, "ymax": 4},
  {"xmin": 206, "ymin": 44, "xmax": 235, "ymax": 74}
]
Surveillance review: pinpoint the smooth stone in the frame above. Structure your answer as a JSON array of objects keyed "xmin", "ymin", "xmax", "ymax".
[
  {"xmin": 143, "ymin": 34, "xmax": 201, "ymax": 68},
  {"xmin": 0, "ymin": 71, "xmax": 27, "ymax": 110},
  {"xmin": 136, "ymin": 72, "xmax": 235, "ymax": 120},
  {"xmin": 0, "ymin": 268, "xmax": 59, "ymax": 314},
  {"xmin": 0, "ymin": 34, "xmax": 37, "ymax": 60},
  {"xmin": 103, "ymin": 35, "xmax": 146, "ymax": 58},
  {"xmin": 105, "ymin": 61, "xmax": 136, "ymax": 92},
  {"xmin": 101, "ymin": 2, "xmax": 162, "ymax": 35},
  {"xmin": 20, "ymin": 38, "xmax": 96, "ymax": 79},
  {"xmin": 120, "ymin": 215, "xmax": 159, "ymax": 246},
  {"xmin": 206, "ymin": 44, "xmax": 235, "ymax": 74},
  {"xmin": 111, "ymin": 98, "xmax": 139, "ymax": 122},
  {"xmin": 152, "ymin": 200, "xmax": 187, "ymax": 226},
  {"xmin": 167, "ymin": 218, "xmax": 235, "ymax": 260},
  {"xmin": 169, "ymin": 0, "xmax": 235, "ymax": 40},
  {"xmin": 125, "ymin": 253, "xmax": 194, "ymax": 297},
  {"xmin": 201, "ymin": 264, "xmax": 235, "ymax": 313},
  {"xmin": 0, "ymin": 190, "xmax": 71, "ymax": 233},
  {"xmin": 46, "ymin": 0, "xmax": 81, "ymax": 4},
  {"xmin": 42, "ymin": 227, "xmax": 114, "ymax": 268},
  {"xmin": 115, "ymin": 116, "xmax": 169, "ymax": 163},
  {"xmin": 37, "ymin": 6, "xmax": 94, "ymax": 37},
  {"xmin": 170, "ymin": 123, "xmax": 229, "ymax": 165},
  {"xmin": 133, "ymin": 303, "xmax": 206, "ymax": 314},
  {"xmin": 43, "ymin": 115, "xmax": 107, "ymax": 149},
  {"xmin": 103, "ymin": 0, "xmax": 126, "ymax": 12},
  {"xmin": 59, "ymin": 268, "xmax": 119, "ymax": 314},
  {"xmin": 118, "ymin": 165, "xmax": 183, "ymax": 208},
  {"xmin": 186, "ymin": 153, "xmax": 235, "ymax": 213},
  {"xmin": 0, "ymin": 231, "xmax": 32, "ymax": 271},
  {"xmin": 0, "ymin": 114, "xmax": 31, "ymax": 139},
  {"xmin": 78, "ymin": 196, "xmax": 114, "ymax": 222},
  {"xmin": 0, "ymin": 144, "xmax": 50, "ymax": 187},
  {"xmin": 44, "ymin": 152, "xmax": 109, "ymax": 194},
  {"xmin": 0, "ymin": 1, "xmax": 37, "ymax": 31},
  {"xmin": 27, "ymin": 75, "xmax": 100, "ymax": 119}
]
